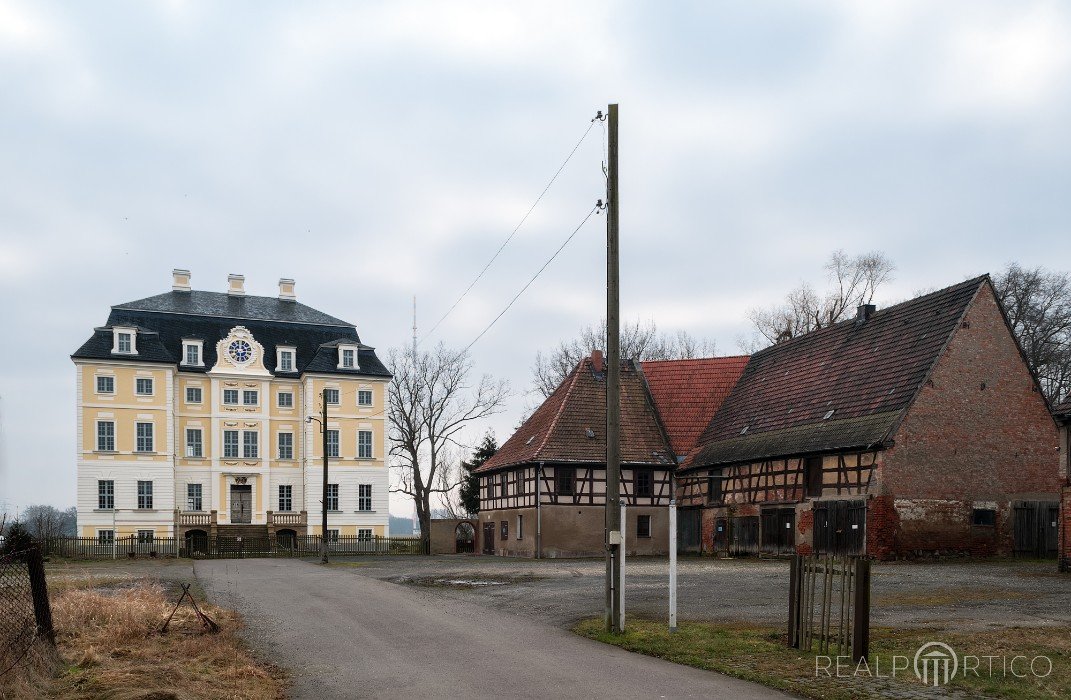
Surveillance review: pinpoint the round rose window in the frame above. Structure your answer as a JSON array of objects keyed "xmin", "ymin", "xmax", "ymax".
[{"xmin": 228, "ymin": 339, "xmax": 253, "ymax": 364}]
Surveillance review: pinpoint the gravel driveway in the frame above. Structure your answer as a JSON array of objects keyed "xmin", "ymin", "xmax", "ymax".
[{"xmin": 195, "ymin": 558, "xmax": 787, "ymax": 699}]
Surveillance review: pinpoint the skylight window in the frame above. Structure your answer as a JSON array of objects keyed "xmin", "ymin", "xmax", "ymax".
[{"xmin": 823, "ymin": 409, "xmax": 835, "ymax": 420}]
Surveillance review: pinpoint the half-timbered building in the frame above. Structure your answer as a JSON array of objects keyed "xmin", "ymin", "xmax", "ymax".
[
  {"xmin": 476, "ymin": 352, "xmax": 676, "ymax": 557},
  {"xmin": 679, "ymin": 276, "xmax": 1062, "ymax": 559}
]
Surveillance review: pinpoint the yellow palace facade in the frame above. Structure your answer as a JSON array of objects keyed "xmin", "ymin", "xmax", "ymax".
[{"xmin": 72, "ymin": 270, "xmax": 391, "ymax": 545}]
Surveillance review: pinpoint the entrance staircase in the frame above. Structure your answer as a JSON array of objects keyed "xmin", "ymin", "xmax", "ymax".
[{"xmin": 216, "ymin": 525, "xmax": 271, "ymax": 554}]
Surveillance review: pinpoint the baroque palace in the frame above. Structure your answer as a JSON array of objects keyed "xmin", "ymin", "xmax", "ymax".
[{"xmin": 71, "ymin": 270, "xmax": 391, "ymax": 545}]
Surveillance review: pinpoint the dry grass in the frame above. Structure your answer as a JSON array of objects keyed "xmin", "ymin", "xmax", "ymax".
[{"xmin": 3, "ymin": 580, "xmax": 286, "ymax": 700}]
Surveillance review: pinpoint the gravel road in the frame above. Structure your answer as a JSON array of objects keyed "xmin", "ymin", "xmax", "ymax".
[{"xmin": 195, "ymin": 558, "xmax": 788, "ymax": 699}]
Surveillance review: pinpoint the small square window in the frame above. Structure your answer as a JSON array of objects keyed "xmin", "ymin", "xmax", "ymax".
[
  {"xmin": 186, "ymin": 386, "xmax": 202, "ymax": 404},
  {"xmin": 98, "ymin": 529, "xmax": 115, "ymax": 545},
  {"xmin": 972, "ymin": 508, "xmax": 997, "ymax": 527},
  {"xmin": 96, "ymin": 376, "xmax": 114, "ymax": 394},
  {"xmin": 278, "ymin": 392, "xmax": 294, "ymax": 408},
  {"xmin": 242, "ymin": 390, "xmax": 258, "ymax": 406},
  {"xmin": 136, "ymin": 378, "xmax": 153, "ymax": 395},
  {"xmin": 223, "ymin": 389, "xmax": 239, "ymax": 405},
  {"xmin": 637, "ymin": 514, "xmax": 652, "ymax": 539},
  {"xmin": 137, "ymin": 529, "xmax": 154, "ymax": 544},
  {"xmin": 326, "ymin": 529, "xmax": 339, "ymax": 542},
  {"xmin": 324, "ymin": 388, "xmax": 340, "ymax": 405},
  {"xmin": 358, "ymin": 390, "xmax": 373, "ymax": 406},
  {"xmin": 358, "ymin": 528, "xmax": 373, "ymax": 541}
]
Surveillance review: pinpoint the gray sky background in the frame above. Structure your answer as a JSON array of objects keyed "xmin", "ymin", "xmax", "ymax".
[{"xmin": 1, "ymin": 1, "xmax": 1069, "ymax": 518}]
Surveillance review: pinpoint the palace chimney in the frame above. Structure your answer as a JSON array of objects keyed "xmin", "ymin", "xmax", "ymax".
[
  {"xmin": 227, "ymin": 274, "xmax": 246, "ymax": 297},
  {"xmin": 172, "ymin": 269, "xmax": 191, "ymax": 292},
  {"xmin": 591, "ymin": 349, "xmax": 604, "ymax": 374},
  {"xmin": 856, "ymin": 303, "xmax": 877, "ymax": 322},
  {"xmin": 279, "ymin": 278, "xmax": 296, "ymax": 302}
]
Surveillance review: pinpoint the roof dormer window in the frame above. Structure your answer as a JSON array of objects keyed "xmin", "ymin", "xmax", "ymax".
[
  {"xmin": 277, "ymin": 346, "xmax": 296, "ymax": 373},
  {"xmin": 181, "ymin": 339, "xmax": 204, "ymax": 367},
  {"xmin": 338, "ymin": 345, "xmax": 358, "ymax": 370},
  {"xmin": 111, "ymin": 327, "xmax": 137, "ymax": 355}
]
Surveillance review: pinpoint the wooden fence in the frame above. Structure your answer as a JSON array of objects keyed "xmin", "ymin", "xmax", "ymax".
[
  {"xmin": 41, "ymin": 535, "xmax": 427, "ymax": 559},
  {"xmin": 788, "ymin": 555, "xmax": 870, "ymax": 662}
]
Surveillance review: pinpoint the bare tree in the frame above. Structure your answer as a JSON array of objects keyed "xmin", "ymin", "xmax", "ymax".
[
  {"xmin": 388, "ymin": 344, "xmax": 509, "ymax": 549},
  {"xmin": 21, "ymin": 504, "xmax": 75, "ymax": 540},
  {"xmin": 747, "ymin": 250, "xmax": 895, "ymax": 346},
  {"xmin": 993, "ymin": 263, "xmax": 1071, "ymax": 404},
  {"xmin": 531, "ymin": 319, "xmax": 717, "ymax": 398}
]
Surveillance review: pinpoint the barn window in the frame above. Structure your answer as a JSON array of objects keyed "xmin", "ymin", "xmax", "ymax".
[
  {"xmin": 635, "ymin": 469, "xmax": 653, "ymax": 497},
  {"xmin": 636, "ymin": 514, "xmax": 652, "ymax": 538},
  {"xmin": 707, "ymin": 469, "xmax": 723, "ymax": 503},
  {"xmin": 803, "ymin": 456, "xmax": 824, "ymax": 498},
  {"xmin": 499, "ymin": 472, "xmax": 508, "ymax": 497},
  {"xmin": 556, "ymin": 467, "xmax": 575, "ymax": 496},
  {"xmin": 972, "ymin": 508, "xmax": 997, "ymax": 527},
  {"xmin": 500, "ymin": 520, "xmax": 508, "ymax": 540}
]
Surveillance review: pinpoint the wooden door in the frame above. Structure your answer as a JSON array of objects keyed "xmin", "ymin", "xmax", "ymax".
[
  {"xmin": 482, "ymin": 522, "xmax": 495, "ymax": 554},
  {"xmin": 713, "ymin": 517, "xmax": 728, "ymax": 554},
  {"xmin": 230, "ymin": 485, "xmax": 252, "ymax": 524}
]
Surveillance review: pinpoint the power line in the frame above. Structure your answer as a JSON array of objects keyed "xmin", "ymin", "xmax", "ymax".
[
  {"xmin": 463, "ymin": 202, "xmax": 603, "ymax": 353},
  {"xmin": 422, "ymin": 119, "xmax": 598, "ymax": 342}
]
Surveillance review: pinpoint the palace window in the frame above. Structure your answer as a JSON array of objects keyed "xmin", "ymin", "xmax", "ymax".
[
  {"xmin": 358, "ymin": 528, "xmax": 373, "ymax": 541},
  {"xmin": 187, "ymin": 483, "xmax": 202, "ymax": 511},
  {"xmin": 338, "ymin": 346, "xmax": 357, "ymax": 369},
  {"xmin": 326, "ymin": 430, "xmax": 340, "ymax": 458},
  {"xmin": 243, "ymin": 431, "xmax": 258, "ymax": 458},
  {"xmin": 278, "ymin": 432, "xmax": 293, "ymax": 460},
  {"xmin": 223, "ymin": 430, "xmax": 239, "ymax": 458},
  {"xmin": 186, "ymin": 386, "xmax": 202, "ymax": 404},
  {"xmin": 242, "ymin": 390, "xmax": 258, "ymax": 406},
  {"xmin": 97, "ymin": 530, "xmax": 114, "ymax": 545},
  {"xmin": 98, "ymin": 480, "xmax": 114, "ymax": 510},
  {"xmin": 96, "ymin": 376, "xmax": 114, "ymax": 394},
  {"xmin": 358, "ymin": 390, "xmax": 373, "ymax": 406},
  {"xmin": 223, "ymin": 389, "xmax": 239, "ymax": 405},
  {"xmin": 556, "ymin": 467, "xmax": 575, "ymax": 496},
  {"xmin": 326, "ymin": 529, "xmax": 339, "ymax": 542},
  {"xmin": 358, "ymin": 484, "xmax": 372, "ymax": 511},
  {"xmin": 278, "ymin": 392, "xmax": 293, "ymax": 408},
  {"xmin": 135, "ymin": 422, "xmax": 154, "ymax": 452},
  {"xmin": 358, "ymin": 430, "xmax": 373, "ymax": 459},
  {"xmin": 137, "ymin": 480, "xmax": 153, "ymax": 509},
  {"xmin": 182, "ymin": 340, "xmax": 203, "ymax": 367},
  {"xmin": 324, "ymin": 388, "xmax": 340, "ymax": 405},
  {"xmin": 137, "ymin": 530, "xmax": 154, "ymax": 544},
  {"xmin": 635, "ymin": 469, "xmax": 653, "ymax": 498},
  {"xmin": 637, "ymin": 514, "xmax": 652, "ymax": 539},
  {"xmin": 186, "ymin": 428, "xmax": 203, "ymax": 458},
  {"xmin": 278, "ymin": 484, "xmax": 293, "ymax": 512},
  {"xmin": 326, "ymin": 483, "xmax": 339, "ymax": 511},
  {"xmin": 277, "ymin": 348, "xmax": 295, "ymax": 372},
  {"xmin": 96, "ymin": 421, "xmax": 115, "ymax": 452},
  {"xmin": 135, "ymin": 378, "xmax": 154, "ymax": 396},
  {"xmin": 112, "ymin": 327, "xmax": 136, "ymax": 355}
]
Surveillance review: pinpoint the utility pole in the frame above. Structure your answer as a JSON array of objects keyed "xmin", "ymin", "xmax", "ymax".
[
  {"xmin": 604, "ymin": 102, "xmax": 623, "ymax": 634},
  {"xmin": 320, "ymin": 390, "xmax": 329, "ymax": 564}
]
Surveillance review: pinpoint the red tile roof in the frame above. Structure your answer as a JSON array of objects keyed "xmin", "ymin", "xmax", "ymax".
[
  {"xmin": 477, "ymin": 356, "xmax": 673, "ymax": 473},
  {"xmin": 641, "ymin": 356, "xmax": 749, "ymax": 457},
  {"xmin": 684, "ymin": 276, "xmax": 990, "ymax": 468}
]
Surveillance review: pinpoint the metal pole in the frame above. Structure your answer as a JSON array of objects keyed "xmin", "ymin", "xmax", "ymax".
[
  {"xmin": 619, "ymin": 501, "xmax": 626, "ymax": 631},
  {"xmin": 536, "ymin": 462, "xmax": 543, "ymax": 559},
  {"xmin": 604, "ymin": 102, "xmax": 622, "ymax": 633},
  {"xmin": 321, "ymin": 390, "xmax": 329, "ymax": 564},
  {"xmin": 669, "ymin": 497, "xmax": 677, "ymax": 632}
]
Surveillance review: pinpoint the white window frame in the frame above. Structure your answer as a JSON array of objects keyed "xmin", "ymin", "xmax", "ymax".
[
  {"xmin": 137, "ymin": 529, "xmax": 155, "ymax": 544},
  {"xmin": 111, "ymin": 327, "xmax": 137, "ymax": 355},
  {"xmin": 358, "ymin": 528, "xmax": 373, "ymax": 541},
  {"xmin": 276, "ymin": 346, "xmax": 296, "ymax": 373},
  {"xmin": 278, "ymin": 391, "xmax": 294, "ymax": 408},
  {"xmin": 181, "ymin": 339, "xmax": 204, "ymax": 367},
  {"xmin": 242, "ymin": 389, "xmax": 258, "ymax": 406},
  {"xmin": 98, "ymin": 480, "xmax": 114, "ymax": 510},
  {"xmin": 135, "ymin": 422, "xmax": 154, "ymax": 452},
  {"xmin": 186, "ymin": 386, "xmax": 203, "ymax": 404},
  {"xmin": 223, "ymin": 389, "xmax": 239, "ymax": 405},
  {"xmin": 358, "ymin": 484, "xmax": 372, "ymax": 512},
  {"xmin": 186, "ymin": 428, "xmax": 203, "ymax": 458},
  {"xmin": 326, "ymin": 529, "xmax": 340, "ymax": 542},
  {"xmin": 187, "ymin": 483, "xmax": 203, "ymax": 511},
  {"xmin": 325, "ymin": 429, "xmax": 340, "ymax": 458},
  {"xmin": 278, "ymin": 484, "xmax": 293, "ymax": 512},
  {"xmin": 96, "ymin": 375, "xmax": 115, "ymax": 394},
  {"xmin": 358, "ymin": 430, "xmax": 373, "ymax": 459},
  {"xmin": 243, "ymin": 430, "xmax": 258, "ymax": 459},
  {"xmin": 223, "ymin": 430, "xmax": 239, "ymax": 458},
  {"xmin": 97, "ymin": 529, "xmax": 115, "ymax": 545},
  {"xmin": 135, "ymin": 377, "xmax": 154, "ymax": 396},
  {"xmin": 96, "ymin": 420, "xmax": 115, "ymax": 452},
  {"xmin": 137, "ymin": 480, "xmax": 153, "ymax": 509},
  {"xmin": 337, "ymin": 344, "xmax": 359, "ymax": 370},
  {"xmin": 357, "ymin": 389, "xmax": 373, "ymax": 406},
  {"xmin": 278, "ymin": 432, "xmax": 294, "ymax": 460},
  {"xmin": 326, "ymin": 483, "xmax": 339, "ymax": 511},
  {"xmin": 324, "ymin": 388, "xmax": 340, "ymax": 405}
]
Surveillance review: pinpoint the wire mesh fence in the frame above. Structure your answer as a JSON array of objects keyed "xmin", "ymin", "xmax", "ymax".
[{"xmin": 0, "ymin": 549, "xmax": 53, "ymax": 679}]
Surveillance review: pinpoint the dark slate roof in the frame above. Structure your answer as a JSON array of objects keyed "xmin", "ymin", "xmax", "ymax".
[
  {"xmin": 683, "ymin": 276, "xmax": 989, "ymax": 469},
  {"xmin": 72, "ymin": 291, "xmax": 390, "ymax": 378},
  {"xmin": 641, "ymin": 356, "xmax": 750, "ymax": 457},
  {"xmin": 477, "ymin": 355, "xmax": 674, "ymax": 473}
]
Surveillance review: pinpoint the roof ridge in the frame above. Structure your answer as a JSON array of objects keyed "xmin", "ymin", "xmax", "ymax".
[
  {"xmin": 641, "ymin": 354, "xmax": 750, "ymax": 365},
  {"xmin": 535, "ymin": 358, "xmax": 587, "ymax": 459}
]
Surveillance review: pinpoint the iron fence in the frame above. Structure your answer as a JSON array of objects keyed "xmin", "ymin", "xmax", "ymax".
[{"xmin": 41, "ymin": 535, "xmax": 427, "ymax": 559}]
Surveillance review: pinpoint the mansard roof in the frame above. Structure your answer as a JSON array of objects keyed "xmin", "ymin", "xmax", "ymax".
[
  {"xmin": 683, "ymin": 275, "xmax": 990, "ymax": 469},
  {"xmin": 640, "ymin": 356, "xmax": 750, "ymax": 457},
  {"xmin": 477, "ymin": 354, "xmax": 674, "ymax": 473},
  {"xmin": 71, "ymin": 291, "xmax": 390, "ymax": 378}
]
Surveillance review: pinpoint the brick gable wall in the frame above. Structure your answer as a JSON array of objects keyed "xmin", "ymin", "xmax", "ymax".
[{"xmin": 878, "ymin": 282, "xmax": 1060, "ymax": 557}]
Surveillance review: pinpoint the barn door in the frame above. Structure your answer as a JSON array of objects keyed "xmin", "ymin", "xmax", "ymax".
[
  {"xmin": 482, "ymin": 522, "xmax": 495, "ymax": 555},
  {"xmin": 713, "ymin": 518, "xmax": 729, "ymax": 554},
  {"xmin": 813, "ymin": 500, "xmax": 865, "ymax": 556},
  {"xmin": 677, "ymin": 509, "xmax": 702, "ymax": 553},
  {"xmin": 1014, "ymin": 501, "xmax": 1059, "ymax": 558},
  {"xmin": 731, "ymin": 516, "xmax": 759, "ymax": 556},
  {"xmin": 761, "ymin": 507, "xmax": 796, "ymax": 555}
]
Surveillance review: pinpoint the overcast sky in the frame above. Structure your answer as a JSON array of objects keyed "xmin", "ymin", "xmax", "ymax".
[{"xmin": 2, "ymin": 1, "xmax": 1069, "ymax": 518}]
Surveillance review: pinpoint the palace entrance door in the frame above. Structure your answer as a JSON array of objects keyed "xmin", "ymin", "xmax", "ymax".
[{"xmin": 230, "ymin": 485, "xmax": 253, "ymax": 524}]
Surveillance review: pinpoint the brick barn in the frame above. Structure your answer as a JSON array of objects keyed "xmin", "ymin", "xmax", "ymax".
[
  {"xmin": 1057, "ymin": 396, "xmax": 1071, "ymax": 571},
  {"xmin": 677, "ymin": 276, "xmax": 1062, "ymax": 559}
]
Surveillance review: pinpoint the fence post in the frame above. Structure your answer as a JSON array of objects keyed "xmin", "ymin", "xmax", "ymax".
[
  {"xmin": 26, "ymin": 547, "xmax": 55, "ymax": 645},
  {"xmin": 788, "ymin": 554, "xmax": 800, "ymax": 648},
  {"xmin": 851, "ymin": 557, "xmax": 870, "ymax": 663}
]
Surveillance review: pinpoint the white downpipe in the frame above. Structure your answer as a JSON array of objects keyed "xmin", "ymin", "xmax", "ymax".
[{"xmin": 669, "ymin": 498, "xmax": 677, "ymax": 632}]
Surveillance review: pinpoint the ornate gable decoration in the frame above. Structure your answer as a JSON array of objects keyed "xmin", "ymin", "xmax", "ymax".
[{"xmin": 209, "ymin": 326, "xmax": 271, "ymax": 376}]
